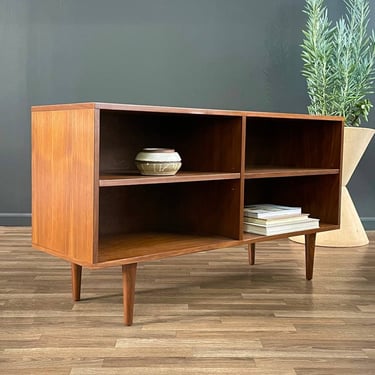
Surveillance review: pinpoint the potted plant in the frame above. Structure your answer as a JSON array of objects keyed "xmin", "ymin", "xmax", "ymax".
[{"xmin": 298, "ymin": 0, "xmax": 375, "ymax": 246}]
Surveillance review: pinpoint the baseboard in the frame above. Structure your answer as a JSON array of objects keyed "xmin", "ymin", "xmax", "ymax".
[
  {"xmin": 362, "ymin": 217, "xmax": 375, "ymax": 231},
  {"xmin": 0, "ymin": 213, "xmax": 374, "ymax": 230},
  {"xmin": 0, "ymin": 213, "xmax": 31, "ymax": 226}
]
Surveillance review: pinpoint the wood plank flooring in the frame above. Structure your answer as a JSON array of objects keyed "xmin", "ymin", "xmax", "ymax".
[{"xmin": 0, "ymin": 227, "xmax": 374, "ymax": 374}]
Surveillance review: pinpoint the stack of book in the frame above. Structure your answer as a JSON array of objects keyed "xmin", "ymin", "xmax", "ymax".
[{"xmin": 243, "ymin": 204, "xmax": 319, "ymax": 235}]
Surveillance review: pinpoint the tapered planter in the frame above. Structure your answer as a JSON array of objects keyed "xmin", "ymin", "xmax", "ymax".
[{"xmin": 291, "ymin": 127, "xmax": 374, "ymax": 247}]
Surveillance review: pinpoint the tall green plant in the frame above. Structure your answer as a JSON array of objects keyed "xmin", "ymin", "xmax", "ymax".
[{"xmin": 301, "ymin": 0, "xmax": 375, "ymax": 126}]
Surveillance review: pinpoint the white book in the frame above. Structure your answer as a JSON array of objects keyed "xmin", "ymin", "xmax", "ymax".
[
  {"xmin": 244, "ymin": 204, "xmax": 302, "ymax": 219},
  {"xmin": 243, "ymin": 217, "xmax": 319, "ymax": 235},
  {"xmin": 244, "ymin": 213, "xmax": 310, "ymax": 227}
]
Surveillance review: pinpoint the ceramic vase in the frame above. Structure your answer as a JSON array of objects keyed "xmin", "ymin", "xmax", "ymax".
[{"xmin": 135, "ymin": 148, "xmax": 182, "ymax": 176}]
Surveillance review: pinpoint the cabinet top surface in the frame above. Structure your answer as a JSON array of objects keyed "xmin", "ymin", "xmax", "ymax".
[{"xmin": 31, "ymin": 102, "xmax": 343, "ymax": 122}]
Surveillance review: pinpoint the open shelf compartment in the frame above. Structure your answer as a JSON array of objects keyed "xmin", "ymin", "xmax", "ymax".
[
  {"xmin": 99, "ymin": 109, "xmax": 243, "ymax": 182},
  {"xmin": 245, "ymin": 116, "xmax": 343, "ymax": 172},
  {"xmin": 243, "ymin": 175, "xmax": 341, "ymax": 230},
  {"xmin": 97, "ymin": 179, "xmax": 242, "ymax": 264}
]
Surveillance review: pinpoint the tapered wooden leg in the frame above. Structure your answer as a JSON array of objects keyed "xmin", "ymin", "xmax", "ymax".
[
  {"xmin": 122, "ymin": 263, "xmax": 137, "ymax": 326},
  {"xmin": 305, "ymin": 233, "xmax": 316, "ymax": 280},
  {"xmin": 248, "ymin": 243, "xmax": 256, "ymax": 265},
  {"xmin": 71, "ymin": 263, "xmax": 82, "ymax": 301}
]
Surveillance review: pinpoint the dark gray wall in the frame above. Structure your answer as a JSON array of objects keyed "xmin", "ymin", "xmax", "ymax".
[{"xmin": 0, "ymin": 0, "xmax": 374, "ymax": 228}]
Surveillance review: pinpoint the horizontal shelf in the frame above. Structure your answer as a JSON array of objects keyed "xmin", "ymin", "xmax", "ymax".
[
  {"xmin": 242, "ymin": 223, "xmax": 339, "ymax": 243},
  {"xmin": 100, "ymin": 168, "xmax": 339, "ymax": 186},
  {"xmin": 96, "ymin": 232, "xmax": 240, "ymax": 266},
  {"xmin": 100, "ymin": 171, "xmax": 241, "ymax": 187},
  {"xmin": 245, "ymin": 167, "xmax": 340, "ymax": 179}
]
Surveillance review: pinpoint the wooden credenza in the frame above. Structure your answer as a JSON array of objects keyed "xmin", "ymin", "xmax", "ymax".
[{"xmin": 31, "ymin": 102, "xmax": 343, "ymax": 325}]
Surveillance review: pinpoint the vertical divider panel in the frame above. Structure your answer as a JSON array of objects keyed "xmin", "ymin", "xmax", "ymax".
[
  {"xmin": 93, "ymin": 108, "xmax": 101, "ymax": 264},
  {"xmin": 238, "ymin": 116, "xmax": 247, "ymax": 240}
]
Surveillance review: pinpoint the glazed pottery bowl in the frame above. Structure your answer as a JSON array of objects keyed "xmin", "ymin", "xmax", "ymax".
[{"xmin": 135, "ymin": 148, "xmax": 182, "ymax": 176}]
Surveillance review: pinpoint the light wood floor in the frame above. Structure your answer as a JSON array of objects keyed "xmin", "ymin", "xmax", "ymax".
[{"xmin": 0, "ymin": 227, "xmax": 374, "ymax": 375}]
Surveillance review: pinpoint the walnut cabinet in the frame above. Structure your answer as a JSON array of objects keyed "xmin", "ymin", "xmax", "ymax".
[{"xmin": 31, "ymin": 102, "xmax": 343, "ymax": 325}]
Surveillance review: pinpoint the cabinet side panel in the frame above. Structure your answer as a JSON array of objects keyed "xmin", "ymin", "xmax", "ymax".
[{"xmin": 32, "ymin": 109, "xmax": 95, "ymax": 264}]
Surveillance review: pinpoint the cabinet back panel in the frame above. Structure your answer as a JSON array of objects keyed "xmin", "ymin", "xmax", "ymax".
[
  {"xmin": 244, "ymin": 175, "xmax": 340, "ymax": 224},
  {"xmin": 246, "ymin": 118, "xmax": 342, "ymax": 169}
]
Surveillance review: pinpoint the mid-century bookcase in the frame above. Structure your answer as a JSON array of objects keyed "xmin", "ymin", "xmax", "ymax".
[{"xmin": 31, "ymin": 102, "xmax": 343, "ymax": 325}]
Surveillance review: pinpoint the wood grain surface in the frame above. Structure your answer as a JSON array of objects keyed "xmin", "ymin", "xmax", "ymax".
[
  {"xmin": 32, "ymin": 108, "xmax": 96, "ymax": 264},
  {"xmin": 1, "ymin": 227, "xmax": 374, "ymax": 374}
]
